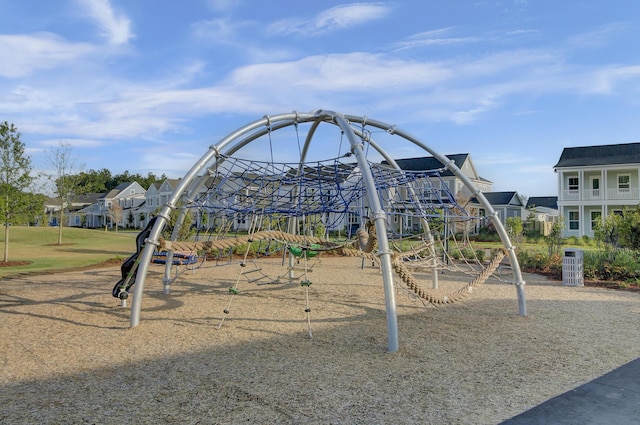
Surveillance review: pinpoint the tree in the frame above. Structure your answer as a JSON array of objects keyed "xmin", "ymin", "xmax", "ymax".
[
  {"xmin": 0, "ymin": 122, "xmax": 34, "ymax": 262},
  {"xmin": 614, "ymin": 207, "xmax": 640, "ymax": 250},
  {"xmin": 75, "ymin": 168, "xmax": 111, "ymax": 193},
  {"xmin": 108, "ymin": 202, "xmax": 123, "ymax": 232},
  {"xmin": 545, "ymin": 218, "xmax": 564, "ymax": 256},
  {"xmin": 506, "ymin": 216, "xmax": 524, "ymax": 249},
  {"xmin": 47, "ymin": 141, "xmax": 83, "ymax": 245},
  {"xmin": 15, "ymin": 192, "xmax": 47, "ymax": 225},
  {"xmin": 73, "ymin": 169, "xmax": 167, "ymax": 192},
  {"xmin": 594, "ymin": 212, "xmax": 621, "ymax": 249}
]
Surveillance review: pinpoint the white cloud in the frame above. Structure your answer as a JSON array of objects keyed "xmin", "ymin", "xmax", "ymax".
[
  {"xmin": 226, "ymin": 53, "xmax": 451, "ymax": 91},
  {"xmin": 206, "ymin": 0, "xmax": 240, "ymax": 12},
  {"xmin": 6, "ymin": 38, "xmax": 640, "ymax": 149},
  {"xmin": 191, "ymin": 17, "xmax": 255, "ymax": 44},
  {"xmin": 38, "ymin": 138, "xmax": 106, "ymax": 148},
  {"xmin": 74, "ymin": 0, "xmax": 134, "ymax": 45},
  {"xmin": 568, "ymin": 22, "xmax": 627, "ymax": 49},
  {"xmin": 0, "ymin": 33, "xmax": 94, "ymax": 78},
  {"xmin": 267, "ymin": 3, "xmax": 391, "ymax": 36},
  {"xmin": 192, "ymin": 18, "xmax": 235, "ymax": 41},
  {"xmin": 391, "ymin": 28, "xmax": 480, "ymax": 51}
]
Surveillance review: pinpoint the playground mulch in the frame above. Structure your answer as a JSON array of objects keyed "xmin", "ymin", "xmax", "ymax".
[{"xmin": 1, "ymin": 256, "xmax": 639, "ymax": 424}]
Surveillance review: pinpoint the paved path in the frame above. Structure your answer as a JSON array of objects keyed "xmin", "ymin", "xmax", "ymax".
[{"xmin": 501, "ymin": 357, "xmax": 640, "ymax": 425}]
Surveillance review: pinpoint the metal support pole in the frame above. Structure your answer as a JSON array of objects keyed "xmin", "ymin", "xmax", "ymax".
[{"xmin": 334, "ymin": 113, "xmax": 399, "ymax": 352}]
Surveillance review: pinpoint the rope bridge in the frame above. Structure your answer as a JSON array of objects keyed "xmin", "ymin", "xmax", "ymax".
[{"xmin": 159, "ymin": 228, "xmax": 506, "ymax": 306}]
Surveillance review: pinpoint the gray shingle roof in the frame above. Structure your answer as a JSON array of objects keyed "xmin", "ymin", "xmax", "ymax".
[
  {"xmin": 526, "ymin": 196, "xmax": 558, "ymax": 210},
  {"xmin": 554, "ymin": 142, "xmax": 640, "ymax": 168},
  {"xmin": 480, "ymin": 191, "xmax": 521, "ymax": 206},
  {"xmin": 381, "ymin": 154, "xmax": 469, "ymax": 176}
]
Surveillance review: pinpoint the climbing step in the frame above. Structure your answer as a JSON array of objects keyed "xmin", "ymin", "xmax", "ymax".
[
  {"xmin": 287, "ymin": 267, "xmax": 313, "ymax": 272},
  {"xmin": 241, "ymin": 268, "xmax": 263, "ymax": 275},
  {"xmin": 247, "ymin": 276, "xmax": 266, "ymax": 283}
]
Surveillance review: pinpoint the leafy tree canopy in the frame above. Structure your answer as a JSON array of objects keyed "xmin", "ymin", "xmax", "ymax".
[{"xmin": 72, "ymin": 169, "xmax": 168, "ymax": 194}]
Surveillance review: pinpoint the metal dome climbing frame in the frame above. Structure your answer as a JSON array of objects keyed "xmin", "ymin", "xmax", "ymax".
[{"xmin": 124, "ymin": 109, "xmax": 527, "ymax": 353}]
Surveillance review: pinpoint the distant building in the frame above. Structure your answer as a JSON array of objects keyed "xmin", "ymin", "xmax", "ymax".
[
  {"xmin": 386, "ymin": 154, "xmax": 493, "ymax": 198},
  {"xmin": 554, "ymin": 142, "xmax": 640, "ymax": 237},
  {"xmin": 470, "ymin": 191, "xmax": 525, "ymax": 228},
  {"xmin": 71, "ymin": 182, "xmax": 146, "ymax": 229},
  {"xmin": 44, "ymin": 193, "xmax": 102, "ymax": 227},
  {"xmin": 525, "ymin": 196, "xmax": 559, "ymax": 236}
]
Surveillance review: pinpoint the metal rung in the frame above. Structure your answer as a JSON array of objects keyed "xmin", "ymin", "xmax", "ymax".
[
  {"xmin": 242, "ymin": 268, "xmax": 263, "ymax": 275},
  {"xmin": 247, "ymin": 276, "xmax": 265, "ymax": 283},
  {"xmin": 288, "ymin": 267, "xmax": 313, "ymax": 272}
]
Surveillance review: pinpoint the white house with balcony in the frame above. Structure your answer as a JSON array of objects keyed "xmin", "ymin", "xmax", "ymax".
[
  {"xmin": 72, "ymin": 182, "xmax": 146, "ymax": 229},
  {"xmin": 134, "ymin": 179, "xmax": 181, "ymax": 229},
  {"xmin": 554, "ymin": 142, "xmax": 640, "ymax": 237}
]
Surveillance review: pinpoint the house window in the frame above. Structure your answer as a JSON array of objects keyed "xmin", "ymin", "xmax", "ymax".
[
  {"xmin": 590, "ymin": 211, "xmax": 601, "ymax": 230},
  {"xmin": 569, "ymin": 211, "xmax": 579, "ymax": 230},
  {"xmin": 568, "ymin": 177, "xmax": 579, "ymax": 191},
  {"xmin": 618, "ymin": 175, "xmax": 630, "ymax": 191},
  {"xmin": 613, "ymin": 210, "xmax": 623, "ymax": 216}
]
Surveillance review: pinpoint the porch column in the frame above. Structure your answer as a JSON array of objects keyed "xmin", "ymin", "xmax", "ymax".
[{"xmin": 558, "ymin": 170, "xmax": 563, "ymax": 200}]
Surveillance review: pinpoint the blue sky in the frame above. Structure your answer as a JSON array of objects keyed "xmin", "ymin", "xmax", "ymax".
[{"xmin": 2, "ymin": 0, "xmax": 640, "ymax": 197}]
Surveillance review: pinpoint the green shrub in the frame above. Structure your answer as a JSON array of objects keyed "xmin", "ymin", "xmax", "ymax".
[
  {"xmin": 583, "ymin": 249, "xmax": 640, "ymax": 281},
  {"xmin": 517, "ymin": 250, "xmax": 562, "ymax": 277}
]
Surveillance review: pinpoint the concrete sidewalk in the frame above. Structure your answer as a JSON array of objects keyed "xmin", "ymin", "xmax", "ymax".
[{"xmin": 501, "ymin": 357, "xmax": 640, "ymax": 425}]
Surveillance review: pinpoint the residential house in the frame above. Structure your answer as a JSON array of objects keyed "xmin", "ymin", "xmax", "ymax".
[
  {"xmin": 135, "ymin": 181, "xmax": 161, "ymax": 229},
  {"xmin": 134, "ymin": 179, "xmax": 181, "ymax": 229},
  {"xmin": 74, "ymin": 182, "xmax": 146, "ymax": 229},
  {"xmin": 525, "ymin": 196, "xmax": 558, "ymax": 236},
  {"xmin": 554, "ymin": 142, "xmax": 640, "ymax": 237},
  {"xmin": 192, "ymin": 165, "xmax": 360, "ymax": 234},
  {"xmin": 385, "ymin": 154, "xmax": 493, "ymax": 200},
  {"xmin": 470, "ymin": 191, "xmax": 525, "ymax": 231},
  {"xmin": 384, "ymin": 154, "xmax": 493, "ymax": 234},
  {"xmin": 44, "ymin": 193, "xmax": 102, "ymax": 226}
]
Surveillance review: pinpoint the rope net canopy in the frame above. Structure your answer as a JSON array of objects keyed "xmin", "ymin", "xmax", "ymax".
[
  {"xmin": 188, "ymin": 154, "xmax": 470, "ymax": 237},
  {"xmin": 122, "ymin": 109, "xmax": 527, "ymax": 353}
]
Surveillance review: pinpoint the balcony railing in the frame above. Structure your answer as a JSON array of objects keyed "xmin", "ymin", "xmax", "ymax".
[{"xmin": 560, "ymin": 188, "xmax": 640, "ymax": 201}]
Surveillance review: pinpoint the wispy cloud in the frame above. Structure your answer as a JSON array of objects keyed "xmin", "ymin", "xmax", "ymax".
[
  {"xmin": 584, "ymin": 64, "xmax": 640, "ymax": 95},
  {"xmin": 568, "ymin": 22, "xmax": 627, "ymax": 48},
  {"xmin": 206, "ymin": 0, "xmax": 241, "ymax": 13},
  {"xmin": 6, "ymin": 34, "xmax": 640, "ymax": 150},
  {"xmin": 38, "ymin": 138, "xmax": 106, "ymax": 148},
  {"xmin": 225, "ymin": 53, "xmax": 451, "ymax": 91},
  {"xmin": 391, "ymin": 28, "xmax": 480, "ymax": 51},
  {"xmin": 191, "ymin": 17, "xmax": 255, "ymax": 44},
  {"xmin": 267, "ymin": 3, "xmax": 391, "ymax": 36},
  {"xmin": 74, "ymin": 0, "xmax": 134, "ymax": 45},
  {"xmin": 0, "ymin": 33, "xmax": 93, "ymax": 78}
]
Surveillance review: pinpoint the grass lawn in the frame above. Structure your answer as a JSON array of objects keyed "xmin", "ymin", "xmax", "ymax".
[{"xmin": 0, "ymin": 226, "xmax": 137, "ymax": 278}]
